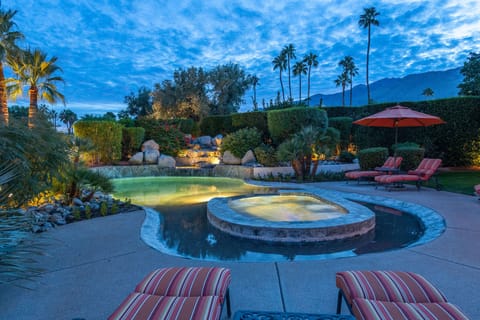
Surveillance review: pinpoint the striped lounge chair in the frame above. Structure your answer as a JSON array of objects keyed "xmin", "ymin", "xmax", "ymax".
[
  {"xmin": 336, "ymin": 271, "xmax": 469, "ymax": 319},
  {"xmin": 109, "ymin": 267, "xmax": 232, "ymax": 320},
  {"xmin": 475, "ymin": 184, "xmax": 480, "ymax": 198},
  {"xmin": 375, "ymin": 158, "xmax": 442, "ymax": 190},
  {"xmin": 345, "ymin": 156, "xmax": 403, "ymax": 184}
]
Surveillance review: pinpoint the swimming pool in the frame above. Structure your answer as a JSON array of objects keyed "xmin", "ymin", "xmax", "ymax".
[{"xmin": 111, "ymin": 177, "xmax": 445, "ymax": 262}]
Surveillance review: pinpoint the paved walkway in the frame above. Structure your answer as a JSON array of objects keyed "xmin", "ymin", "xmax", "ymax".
[{"xmin": 1, "ymin": 181, "xmax": 479, "ymax": 319}]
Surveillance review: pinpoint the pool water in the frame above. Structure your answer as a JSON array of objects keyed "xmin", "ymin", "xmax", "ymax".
[{"xmin": 112, "ymin": 177, "xmax": 426, "ymax": 262}]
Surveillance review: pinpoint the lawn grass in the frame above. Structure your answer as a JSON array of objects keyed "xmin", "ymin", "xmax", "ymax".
[{"xmin": 425, "ymin": 170, "xmax": 480, "ymax": 195}]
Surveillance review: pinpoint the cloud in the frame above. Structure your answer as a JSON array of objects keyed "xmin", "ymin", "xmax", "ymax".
[{"xmin": 4, "ymin": 0, "xmax": 479, "ymax": 112}]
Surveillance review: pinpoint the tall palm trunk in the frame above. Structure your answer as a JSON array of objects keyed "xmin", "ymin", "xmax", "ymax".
[
  {"xmin": 279, "ymin": 70, "xmax": 285, "ymax": 102},
  {"xmin": 307, "ymin": 67, "xmax": 311, "ymax": 106},
  {"xmin": 28, "ymin": 87, "xmax": 38, "ymax": 128},
  {"xmin": 298, "ymin": 74, "xmax": 302, "ymax": 103},
  {"xmin": 342, "ymin": 84, "xmax": 346, "ymax": 106},
  {"xmin": 349, "ymin": 73, "xmax": 353, "ymax": 106},
  {"xmin": 366, "ymin": 26, "xmax": 371, "ymax": 103},
  {"xmin": 0, "ymin": 62, "xmax": 8, "ymax": 126},
  {"xmin": 287, "ymin": 57, "xmax": 292, "ymax": 101}
]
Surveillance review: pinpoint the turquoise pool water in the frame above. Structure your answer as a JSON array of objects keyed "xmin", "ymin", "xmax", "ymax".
[{"xmin": 111, "ymin": 177, "xmax": 444, "ymax": 262}]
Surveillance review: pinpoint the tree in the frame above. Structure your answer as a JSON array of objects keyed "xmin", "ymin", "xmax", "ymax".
[
  {"xmin": 303, "ymin": 52, "xmax": 318, "ymax": 106},
  {"xmin": 0, "ymin": 8, "xmax": 24, "ymax": 126},
  {"xmin": 293, "ymin": 60, "xmax": 307, "ymax": 103},
  {"xmin": 208, "ymin": 63, "xmax": 250, "ymax": 115},
  {"xmin": 339, "ymin": 56, "xmax": 358, "ymax": 106},
  {"xmin": 282, "ymin": 44, "xmax": 296, "ymax": 101},
  {"xmin": 334, "ymin": 72, "xmax": 348, "ymax": 106},
  {"xmin": 123, "ymin": 86, "xmax": 152, "ymax": 118},
  {"xmin": 7, "ymin": 48, "xmax": 65, "ymax": 128},
  {"xmin": 272, "ymin": 53, "xmax": 287, "ymax": 102},
  {"xmin": 359, "ymin": 6, "xmax": 380, "ymax": 104},
  {"xmin": 59, "ymin": 109, "xmax": 77, "ymax": 134},
  {"xmin": 248, "ymin": 74, "xmax": 259, "ymax": 111},
  {"xmin": 422, "ymin": 87, "xmax": 434, "ymax": 98},
  {"xmin": 458, "ymin": 52, "xmax": 480, "ymax": 96}
]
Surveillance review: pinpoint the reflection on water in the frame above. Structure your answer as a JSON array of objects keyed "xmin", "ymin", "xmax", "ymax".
[{"xmin": 112, "ymin": 177, "xmax": 424, "ymax": 262}]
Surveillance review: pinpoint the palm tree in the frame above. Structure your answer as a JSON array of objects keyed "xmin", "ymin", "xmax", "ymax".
[
  {"xmin": 282, "ymin": 44, "xmax": 296, "ymax": 102},
  {"xmin": 272, "ymin": 53, "xmax": 287, "ymax": 102},
  {"xmin": 59, "ymin": 109, "xmax": 77, "ymax": 134},
  {"xmin": 422, "ymin": 87, "xmax": 434, "ymax": 98},
  {"xmin": 7, "ymin": 48, "xmax": 65, "ymax": 128},
  {"xmin": 359, "ymin": 6, "xmax": 380, "ymax": 104},
  {"xmin": 249, "ymin": 74, "xmax": 259, "ymax": 110},
  {"xmin": 293, "ymin": 60, "xmax": 307, "ymax": 103},
  {"xmin": 339, "ymin": 56, "xmax": 359, "ymax": 106},
  {"xmin": 303, "ymin": 52, "xmax": 319, "ymax": 106},
  {"xmin": 0, "ymin": 8, "xmax": 24, "ymax": 126},
  {"xmin": 334, "ymin": 72, "xmax": 348, "ymax": 106}
]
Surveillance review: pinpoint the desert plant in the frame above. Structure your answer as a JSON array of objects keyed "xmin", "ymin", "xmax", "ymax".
[
  {"xmin": 338, "ymin": 151, "xmax": 356, "ymax": 163},
  {"xmin": 100, "ymin": 202, "xmax": 108, "ymax": 217},
  {"xmin": 395, "ymin": 147, "xmax": 425, "ymax": 171},
  {"xmin": 357, "ymin": 147, "xmax": 389, "ymax": 170},
  {"xmin": 254, "ymin": 144, "xmax": 278, "ymax": 167}
]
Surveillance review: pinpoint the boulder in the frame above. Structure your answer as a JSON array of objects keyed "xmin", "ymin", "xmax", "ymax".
[
  {"xmin": 158, "ymin": 154, "xmax": 176, "ymax": 168},
  {"xmin": 241, "ymin": 150, "xmax": 257, "ymax": 165},
  {"xmin": 213, "ymin": 134, "xmax": 223, "ymax": 147},
  {"xmin": 128, "ymin": 152, "xmax": 144, "ymax": 164},
  {"xmin": 141, "ymin": 139, "xmax": 159, "ymax": 151},
  {"xmin": 222, "ymin": 151, "xmax": 241, "ymax": 165},
  {"xmin": 196, "ymin": 136, "xmax": 212, "ymax": 147},
  {"xmin": 144, "ymin": 149, "xmax": 160, "ymax": 164}
]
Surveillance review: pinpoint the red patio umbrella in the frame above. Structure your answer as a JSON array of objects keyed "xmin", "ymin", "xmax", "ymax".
[{"xmin": 353, "ymin": 104, "xmax": 446, "ymax": 145}]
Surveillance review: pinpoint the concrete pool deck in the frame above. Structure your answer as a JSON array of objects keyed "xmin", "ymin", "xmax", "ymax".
[{"xmin": 0, "ymin": 181, "xmax": 479, "ymax": 319}]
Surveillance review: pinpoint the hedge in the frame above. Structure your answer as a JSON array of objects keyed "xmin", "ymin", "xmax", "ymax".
[
  {"xmin": 267, "ymin": 107, "xmax": 328, "ymax": 144},
  {"xmin": 325, "ymin": 97, "xmax": 480, "ymax": 166},
  {"xmin": 135, "ymin": 118, "xmax": 186, "ymax": 156},
  {"xmin": 328, "ymin": 117, "xmax": 353, "ymax": 151},
  {"xmin": 122, "ymin": 127, "xmax": 145, "ymax": 160},
  {"xmin": 73, "ymin": 121, "xmax": 123, "ymax": 164},
  {"xmin": 199, "ymin": 115, "xmax": 233, "ymax": 137},
  {"xmin": 357, "ymin": 147, "xmax": 389, "ymax": 170},
  {"xmin": 232, "ymin": 111, "xmax": 269, "ymax": 141}
]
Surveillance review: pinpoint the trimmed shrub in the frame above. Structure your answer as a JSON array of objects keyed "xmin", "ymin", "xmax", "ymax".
[
  {"xmin": 357, "ymin": 147, "xmax": 389, "ymax": 170},
  {"xmin": 254, "ymin": 144, "xmax": 279, "ymax": 167},
  {"xmin": 221, "ymin": 127, "xmax": 262, "ymax": 158},
  {"xmin": 338, "ymin": 151, "xmax": 356, "ymax": 163},
  {"xmin": 232, "ymin": 111, "xmax": 269, "ymax": 141},
  {"xmin": 122, "ymin": 127, "xmax": 145, "ymax": 160},
  {"xmin": 135, "ymin": 119, "xmax": 186, "ymax": 156},
  {"xmin": 395, "ymin": 147, "xmax": 425, "ymax": 171},
  {"xmin": 328, "ymin": 117, "xmax": 353, "ymax": 151},
  {"xmin": 199, "ymin": 115, "xmax": 233, "ymax": 136},
  {"xmin": 73, "ymin": 121, "xmax": 123, "ymax": 164},
  {"xmin": 267, "ymin": 107, "xmax": 328, "ymax": 144}
]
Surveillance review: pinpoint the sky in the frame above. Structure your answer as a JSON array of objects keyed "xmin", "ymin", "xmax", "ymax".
[{"xmin": 4, "ymin": 0, "xmax": 480, "ymax": 115}]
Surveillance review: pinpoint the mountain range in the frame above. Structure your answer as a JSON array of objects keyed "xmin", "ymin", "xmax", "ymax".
[{"xmin": 309, "ymin": 67, "xmax": 463, "ymax": 107}]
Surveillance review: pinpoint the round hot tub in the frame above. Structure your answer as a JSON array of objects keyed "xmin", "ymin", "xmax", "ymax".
[{"xmin": 207, "ymin": 191, "xmax": 375, "ymax": 243}]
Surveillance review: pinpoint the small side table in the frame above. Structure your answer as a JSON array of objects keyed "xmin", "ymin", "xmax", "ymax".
[{"xmin": 233, "ymin": 310, "xmax": 355, "ymax": 320}]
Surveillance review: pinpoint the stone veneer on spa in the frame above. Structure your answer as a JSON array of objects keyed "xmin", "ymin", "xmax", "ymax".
[{"xmin": 207, "ymin": 190, "xmax": 376, "ymax": 243}]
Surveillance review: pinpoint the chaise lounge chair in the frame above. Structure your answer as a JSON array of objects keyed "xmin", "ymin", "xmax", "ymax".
[
  {"xmin": 108, "ymin": 267, "xmax": 232, "ymax": 320},
  {"xmin": 336, "ymin": 270, "xmax": 469, "ymax": 319},
  {"xmin": 374, "ymin": 158, "xmax": 442, "ymax": 190},
  {"xmin": 345, "ymin": 156, "xmax": 403, "ymax": 184},
  {"xmin": 475, "ymin": 184, "xmax": 480, "ymax": 199}
]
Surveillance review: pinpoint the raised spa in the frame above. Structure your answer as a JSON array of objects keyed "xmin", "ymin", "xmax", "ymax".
[{"xmin": 207, "ymin": 191, "xmax": 375, "ymax": 243}]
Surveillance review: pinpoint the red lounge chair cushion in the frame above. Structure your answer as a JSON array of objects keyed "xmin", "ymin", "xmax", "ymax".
[
  {"xmin": 134, "ymin": 267, "xmax": 231, "ymax": 303},
  {"xmin": 336, "ymin": 271, "xmax": 448, "ymax": 308},
  {"xmin": 375, "ymin": 174, "xmax": 422, "ymax": 184},
  {"xmin": 345, "ymin": 171, "xmax": 384, "ymax": 179},
  {"xmin": 108, "ymin": 293, "xmax": 221, "ymax": 320},
  {"xmin": 352, "ymin": 298, "xmax": 469, "ymax": 320},
  {"xmin": 474, "ymin": 184, "xmax": 480, "ymax": 196}
]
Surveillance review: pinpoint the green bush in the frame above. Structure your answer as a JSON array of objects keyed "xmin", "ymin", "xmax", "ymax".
[
  {"xmin": 267, "ymin": 107, "xmax": 328, "ymax": 144},
  {"xmin": 395, "ymin": 147, "xmax": 425, "ymax": 171},
  {"xmin": 338, "ymin": 151, "xmax": 356, "ymax": 163},
  {"xmin": 232, "ymin": 111, "xmax": 269, "ymax": 141},
  {"xmin": 122, "ymin": 127, "xmax": 145, "ymax": 160},
  {"xmin": 357, "ymin": 147, "xmax": 389, "ymax": 170},
  {"xmin": 328, "ymin": 117, "xmax": 352, "ymax": 151},
  {"xmin": 136, "ymin": 119, "xmax": 186, "ymax": 156},
  {"xmin": 199, "ymin": 115, "xmax": 233, "ymax": 136},
  {"xmin": 73, "ymin": 121, "xmax": 123, "ymax": 164},
  {"xmin": 221, "ymin": 128, "xmax": 262, "ymax": 158},
  {"xmin": 254, "ymin": 144, "xmax": 278, "ymax": 167}
]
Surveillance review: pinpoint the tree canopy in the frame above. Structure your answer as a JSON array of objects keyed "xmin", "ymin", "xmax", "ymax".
[{"xmin": 458, "ymin": 52, "xmax": 480, "ymax": 96}]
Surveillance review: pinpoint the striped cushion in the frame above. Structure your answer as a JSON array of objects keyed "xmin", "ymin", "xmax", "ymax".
[
  {"xmin": 407, "ymin": 158, "xmax": 442, "ymax": 179},
  {"xmin": 352, "ymin": 298, "xmax": 469, "ymax": 320},
  {"xmin": 108, "ymin": 293, "xmax": 222, "ymax": 320},
  {"xmin": 474, "ymin": 184, "xmax": 480, "ymax": 196},
  {"xmin": 345, "ymin": 170, "xmax": 384, "ymax": 179},
  {"xmin": 134, "ymin": 267, "xmax": 231, "ymax": 303},
  {"xmin": 375, "ymin": 174, "xmax": 422, "ymax": 184},
  {"xmin": 336, "ymin": 271, "xmax": 448, "ymax": 308}
]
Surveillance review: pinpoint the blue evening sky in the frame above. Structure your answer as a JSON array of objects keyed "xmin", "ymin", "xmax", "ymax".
[{"xmin": 4, "ymin": 0, "xmax": 480, "ymax": 115}]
